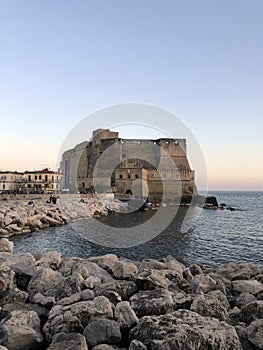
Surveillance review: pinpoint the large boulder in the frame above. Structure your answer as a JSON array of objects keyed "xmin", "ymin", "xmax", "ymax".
[
  {"xmin": 114, "ymin": 301, "xmax": 138, "ymax": 328},
  {"xmin": 84, "ymin": 317, "xmax": 121, "ymax": 348},
  {"xmin": 0, "ymin": 239, "xmax": 13, "ymax": 253},
  {"xmin": 35, "ymin": 251, "xmax": 62, "ymax": 270},
  {"xmin": 0, "ymin": 310, "xmax": 43, "ymax": 350},
  {"xmin": 130, "ymin": 288, "xmax": 174, "ymax": 317},
  {"xmin": 240, "ymin": 301, "xmax": 263, "ymax": 324},
  {"xmin": 47, "ymin": 332, "xmax": 88, "ymax": 350},
  {"xmin": 43, "ymin": 296, "xmax": 113, "ymax": 342},
  {"xmin": 0, "ymin": 252, "xmax": 35, "ymax": 268},
  {"xmin": 111, "ymin": 260, "xmax": 138, "ymax": 280},
  {"xmin": 215, "ymin": 262, "xmax": 260, "ymax": 281},
  {"xmin": 88, "ymin": 254, "xmax": 119, "ymax": 272},
  {"xmin": 235, "ymin": 292, "xmax": 256, "ymax": 309},
  {"xmin": 232, "ymin": 279, "xmax": 263, "ymax": 295},
  {"xmin": 59, "ymin": 258, "xmax": 113, "ymax": 290},
  {"xmin": 130, "ymin": 309, "xmax": 242, "ymax": 349},
  {"xmin": 247, "ymin": 319, "xmax": 263, "ymax": 349},
  {"xmin": 190, "ymin": 293, "xmax": 229, "ymax": 320},
  {"xmin": 27, "ymin": 267, "xmax": 78, "ymax": 301},
  {"xmin": 190, "ymin": 274, "xmax": 217, "ymax": 294},
  {"xmin": 0, "ymin": 266, "xmax": 15, "ymax": 298},
  {"xmin": 129, "ymin": 340, "xmax": 147, "ymax": 350},
  {"xmin": 94, "ymin": 280, "xmax": 138, "ymax": 301}
]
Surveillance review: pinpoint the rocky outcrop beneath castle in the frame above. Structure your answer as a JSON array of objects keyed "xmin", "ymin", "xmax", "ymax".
[
  {"xmin": 0, "ymin": 241, "xmax": 262, "ymax": 349},
  {"xmin": 0, "ymin": 197, "xmax": 127, "ymax": 236}
]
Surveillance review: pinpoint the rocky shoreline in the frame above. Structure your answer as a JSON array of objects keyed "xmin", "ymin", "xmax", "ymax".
[
  {"xmin": 0, "ymin": 197, "xmax": 127, "ymax": 236},
  {"xmin": 0, "ymin": 238, "xmax": 262, "ymax": 349}
]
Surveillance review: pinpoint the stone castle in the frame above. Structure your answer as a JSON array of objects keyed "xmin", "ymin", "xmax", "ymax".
[{"xmin": 60, "ymin": 129, "xmax": 197, "ymax": 201}]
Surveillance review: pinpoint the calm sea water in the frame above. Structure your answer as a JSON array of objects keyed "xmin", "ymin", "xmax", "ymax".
[{"xmin": 11, "ymin": 191, "xmax": 263, "ymax": 267}]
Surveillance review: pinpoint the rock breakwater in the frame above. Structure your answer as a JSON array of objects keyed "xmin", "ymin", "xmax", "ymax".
[
  {"xmin": 0, "ymin": 197, "xmax": 127, "ymax": 236},
  {"xmin": 0, "ymin": 239, "xmax": 262, "ymax": 349}
]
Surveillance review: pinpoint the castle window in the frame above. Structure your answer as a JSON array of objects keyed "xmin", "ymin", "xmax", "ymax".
[
  {"xmin": 135, "ymin": 174, "xmax": 139, "ymax": 179},
  {"xmin": 119, "ymin": 175, "xmax": 123, "ymax": 179},
  {"xmin": 128, "ymin": 175, "xmax": 131, "ymax": 179}
]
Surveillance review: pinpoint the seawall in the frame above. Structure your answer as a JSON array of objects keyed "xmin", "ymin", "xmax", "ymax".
[
  {"xmin": 0, "ymin": 238, "xmax": 262, "ymax": 349},
  {"xmin": 0, "ymin": 195, "xmax": 127, "ymax": 237}
]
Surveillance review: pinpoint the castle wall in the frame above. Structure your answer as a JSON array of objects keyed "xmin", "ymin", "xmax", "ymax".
[{"xmin": 60, "ymin": 129, "xmax": 197, "ymax": 199}]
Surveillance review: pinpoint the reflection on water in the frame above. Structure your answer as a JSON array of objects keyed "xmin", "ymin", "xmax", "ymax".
[{"xmin": 11, "ymin": 192, "xmax": 263, "ymax": 267}]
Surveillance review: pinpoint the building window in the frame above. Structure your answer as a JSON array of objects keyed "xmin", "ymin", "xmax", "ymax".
[
  {"xmin": 39, "ymin": 175, "xmax": 42, "ymax": 180},
  {"xmin": 35, "ymin": 175, "xmax": 37, "ymax": 180},
  {"xmin": 119, "ymin": 175, "xmax": 123, "ymax": 179},
  {"xmin": 28, "ymin": 175, "xmax": 31, "ymax": 181},
  {"xmin": 45, "ymin": 175, "xmax": 48, "ymax": 181},
  {"xmin": 52, "ymin": 175, "xmax": 54, "ymax": 181},
  {"xmin": 128, "ymin": 174, "xmax": 131, "ymax": 179}
]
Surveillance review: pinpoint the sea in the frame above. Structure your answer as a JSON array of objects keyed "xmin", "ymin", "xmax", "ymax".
[{"xmin": 10, "ymin": 191, "xmax": 263, "ymax": 268}]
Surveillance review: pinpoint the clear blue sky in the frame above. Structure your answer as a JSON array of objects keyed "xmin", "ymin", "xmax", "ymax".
[{"xmin": 0, "ymin": 0, "xmax": 262, "ymax": 190}]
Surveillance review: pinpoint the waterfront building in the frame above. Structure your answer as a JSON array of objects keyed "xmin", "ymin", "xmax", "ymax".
[
  {"xmin": 61, "ymin": 129, "xmax": 197, "ymax": 201},
  {"xmin": 0, "ymin": 171, "xmax": 24, "ymax": 193},
  {"xmin": 23, "ymin": 168, "xmax": 63, "ymax": 193}
]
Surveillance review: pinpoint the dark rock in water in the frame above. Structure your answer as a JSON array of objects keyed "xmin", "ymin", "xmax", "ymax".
[{"xmin": 205, "ymin": 196, "xmax": 218, "ymax": 207}]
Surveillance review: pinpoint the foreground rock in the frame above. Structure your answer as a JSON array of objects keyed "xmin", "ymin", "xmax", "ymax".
[{"xmin": 0, "ymin": 240, "xmax": 262, "ymax": 349}]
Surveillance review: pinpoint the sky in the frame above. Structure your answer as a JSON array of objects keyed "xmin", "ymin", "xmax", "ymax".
[{"xmin": 0, "ymin": 0, "xmax": 262, "ymax": 190}]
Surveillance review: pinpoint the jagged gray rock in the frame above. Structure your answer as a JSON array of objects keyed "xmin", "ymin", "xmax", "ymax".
[
  {"xmin": 130, "ymin": 288, "xmax": 174, "ymax": 317},
  {"xmin": 88, "ymin": 254, "xmax": 119, "ymax": 271},
  {"xmin": 43, "ymin": 296, "xmax": 113, "ymax": 342},
  {"xmin": 111, "ymin": 260, "xmax": 138, "ymax": 279},
  {"xmin": 129, "ymin": 339, "xmax": 147, "ymax": 350},
  {"xmin": 240, "ymin": 300, "xmax": 263, "ymax": 324},
  {"xmin": 0, "ymin": 266, "xmax": 15, "ymax": 298},
  {"xmin": 114, "ymin": 301, "xmax": 138, "ymax": 328},
  {"xmin": 0, "ymin": 310, "xmax": 43, "ymax": 350},
  {"xmin": 0, "ymin": 238, "xmax": 13, "ymax": 253},
  {"xmin": 47, "ymin": 332, "xmax": 88, "ymax": 350},
  {"xmin": 130, "ymin": 309, "xmax": 242, "ymax": 349},
  {"xmin": 190, "ymin": 273, "xmax": 217, "ymax": 294},
  {"xmin": 27, "ymin": 267, "xmax": 78, "ymax": 301},
  {"xmin": 236, "ymin": 292, "xmax": 256, "ymax": 308},
  {"xmin": 83, "ymin": 317, "xmax": 121, "ymax": 348},
  {"xmin": 232, "ymin": 279, "xmax": 263, "ymax": 295},
  {"xmin": 190, "ymin": 293, "xmax": 228, "ymax": 320},
  {"xmin": 247, "ymin": 319, "xmax": 263, "ymax": 349},
  {"xmin": 215, "ymin": 261, "xmax": 260, "ymax": 281},
  {"xmin": 35, "ymin": 251, "xmax": 62, "ymax": 270}
]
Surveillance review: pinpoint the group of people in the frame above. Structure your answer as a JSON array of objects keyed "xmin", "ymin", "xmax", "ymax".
[{"xmin": 49, "ymin": 194, "xmax": 57, "ymax": 204}]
